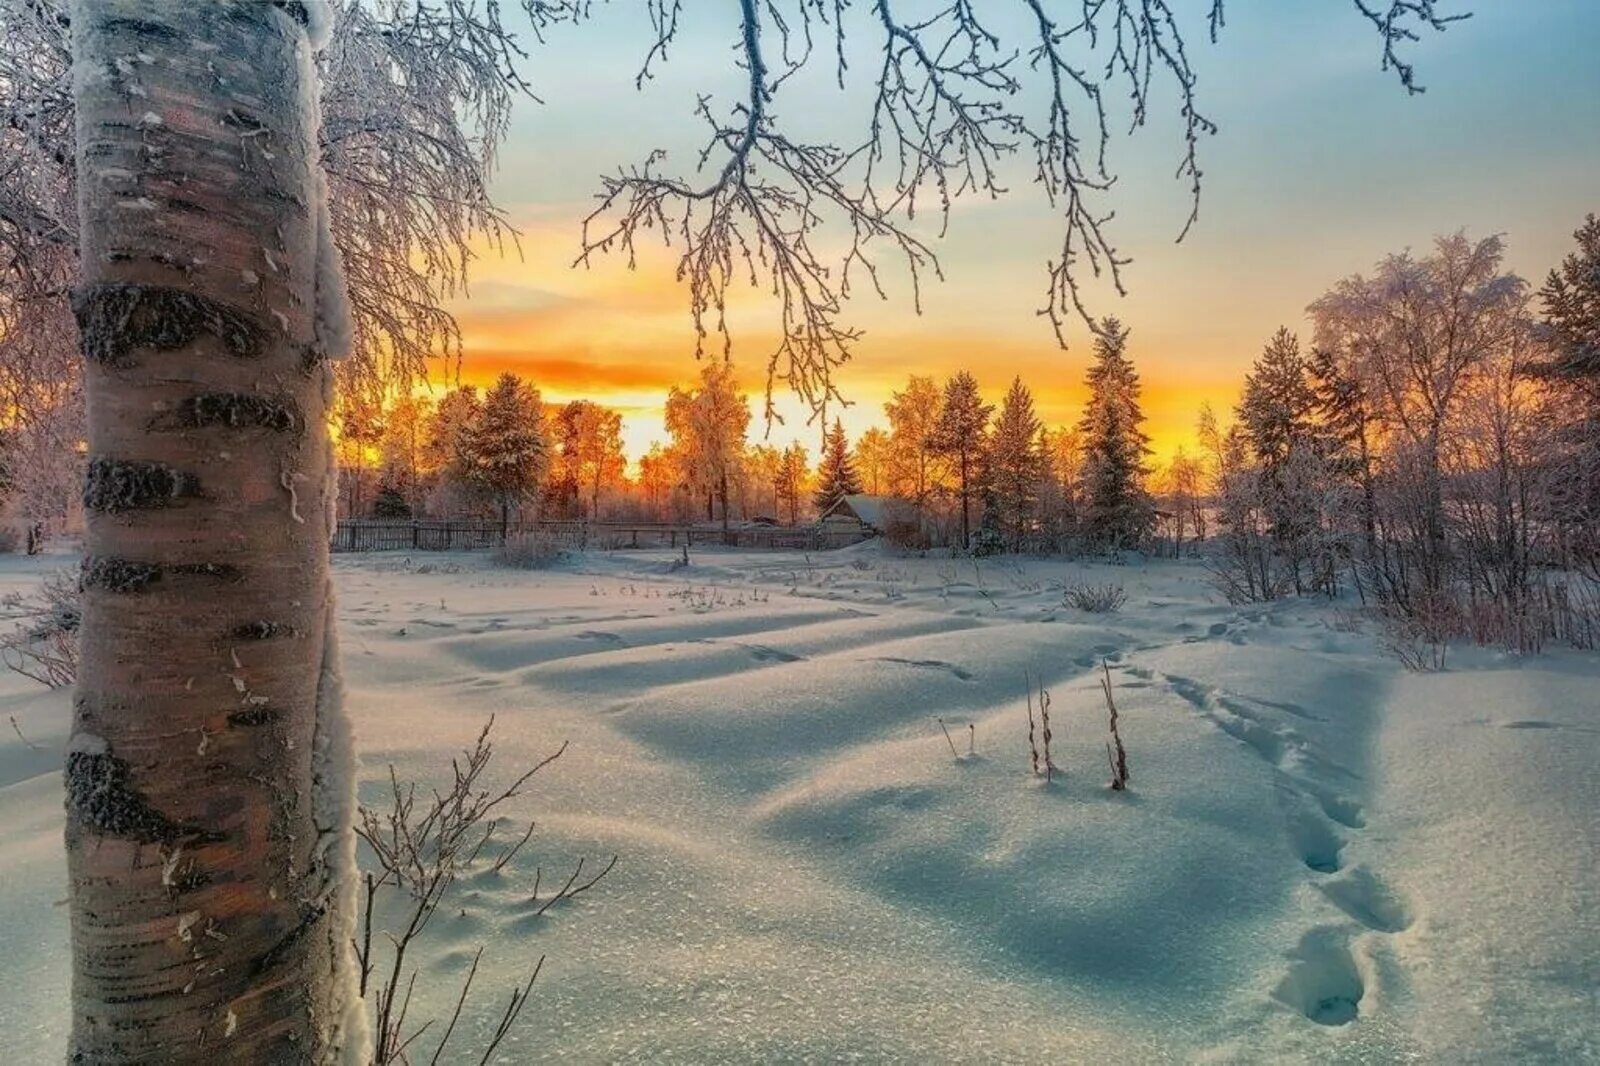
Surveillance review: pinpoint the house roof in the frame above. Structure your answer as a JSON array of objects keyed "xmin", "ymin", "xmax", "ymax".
[{"xmin": 823, "ymin": 494, "xmax": 896, "ymax": 530}]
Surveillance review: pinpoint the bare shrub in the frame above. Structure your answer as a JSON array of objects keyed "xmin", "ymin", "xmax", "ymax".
[
  {"xmin": 0, "ymin": 567, "xmax": 80, "ymax": 688},
  {"xmin": 494, "ymin": 529, "xmax": 566, "ymax": 570},
  {"xmin": 1101, "ymin": 660, "xmax": 1130, "ymax": 791},
  {"xmin": 1377, "ymin": 596, "xmax": 1452, "ymax": 672},
  {"xmin": 1063, "ymin": 581, "xmax": 1127, "ymax": 613},
  {"xmin": 1540, "ymin": 575, "xmax": 1600, "ymax": 651},
  {"xmin": 357, "ymin": 719, "xmax": 615, "ymax": 1064}
]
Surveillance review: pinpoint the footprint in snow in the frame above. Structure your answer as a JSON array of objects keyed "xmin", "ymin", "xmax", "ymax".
[
  {"xmin": 739, "ymin": 643, "xmax": 805, "ymax": 664},
  {"xmin": 1317, "ymin": 866, "xmax": 1413, "ymax": 933},
  {"xmin": 1273, "ymin": 927, "xmax": 1365, "ymax": 1027},
  {"xmin": 574, "ymin": 631, "xmax": 626, "ymax": 645},
  {"xmin": 871, "ymin": 657, "xmax": 974, "ymax": 681}
]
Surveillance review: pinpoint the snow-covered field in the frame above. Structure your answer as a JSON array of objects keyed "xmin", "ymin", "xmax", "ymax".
[{"xmin": 0, "ymin": 545, "xmax": 1595, "ymax": 1062}]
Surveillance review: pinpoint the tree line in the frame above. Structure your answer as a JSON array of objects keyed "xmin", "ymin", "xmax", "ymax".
[{"xmin": 324, "ymin": 317, "xmax": 1159, "ymax": 554}]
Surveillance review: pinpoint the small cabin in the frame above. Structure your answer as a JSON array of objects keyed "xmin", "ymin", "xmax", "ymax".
[{"xmin": 818, "ymin": 494, "xmax": 897, "ymax": 534}]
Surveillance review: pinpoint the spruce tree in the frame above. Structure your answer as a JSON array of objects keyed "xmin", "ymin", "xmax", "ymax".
[
  {"xmin": 1236, "ymin": 328, "xmax": 1327, "ymax": 590},
  {"xmin": 1076, "ymin": 318, "xmax": 1155, "ymax": 549},
  {"xmin": 987, "ymin": 377, "xmax": 1046, "ymax": 549},
  {"xmin": 931, "ymin": 371, "xmax": 993, "ymax": 547},
  {"xmin": 466, "ymin": 372, "xmax": 547, "ymax": 532},
  {"xmin": 813, "ymin": 418, "xmax": 864, "ymax": 514},
  {"xmin": 1537, "ymin": 214, "xmax": 1600, "ymax": 554},
  {"xmin": 1237, "ymin": 328, "xmax": 1318, "ymax": 469}
]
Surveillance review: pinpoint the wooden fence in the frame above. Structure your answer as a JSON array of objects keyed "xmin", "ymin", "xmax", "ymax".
[
  {"xmin": 331, "ymin": 519, "xmax": 504, "ymax": 553},
  {"xmin": 331, "ymin": 518, "xmax": 870, "ymax": 554}
]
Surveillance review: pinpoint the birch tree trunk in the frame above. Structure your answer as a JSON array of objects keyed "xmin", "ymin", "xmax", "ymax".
[{"xmin": 67, "ymin": 1, "xmax": 359, "ymax": 1060}]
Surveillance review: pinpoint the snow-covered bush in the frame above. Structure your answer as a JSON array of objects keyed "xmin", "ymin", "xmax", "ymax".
[
  {"xmin": 495, "ymin": 529, "xmax": 566, "ymax": 570},
  {"xmin": 1063, "ymin": 581, "xmax": 1126, "ymax": 613}
]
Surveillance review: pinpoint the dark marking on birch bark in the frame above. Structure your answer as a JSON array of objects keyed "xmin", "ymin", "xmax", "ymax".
[
  {"xmin": 84, "ymin": 458, "xmax": 201, "ymax": 512},
  {"xmin": 80, "ymin": 557, "xmax": 162, "ymax": 594},
  {"xmin": 270, "ymin": 1, "xmax": 313, "ymax": 30},
  {"xmin": 82, "ymin": 557, "xmax": 242, "ymax": 593},
  {"xmin": 253, "ymin": 901, "xmax": 325, "ymax": 977},
  {"xmin": 228, "ymin": 706, "xmax": 281, "ymax": 728},
  {"xmin": 66, "ymin": 750, "xmax": 216, "ymax": 845},
  {"xmin": 231, "ymin": 621, "xmax": 299, "ymax": 641},
  {"xmin": 152, "ymin": 393, "xmax": 300, "ymax": 434},
  {"xmin": 101, "ymin": 17, "xmax": 183, "ymax": 42},
  {"xmin": 73, "ymin": 283, "xmax": 264, "ymax": 366},
  {"xmin": 222, "ymin": 108, "xmax": 267, "ymax": 133}
]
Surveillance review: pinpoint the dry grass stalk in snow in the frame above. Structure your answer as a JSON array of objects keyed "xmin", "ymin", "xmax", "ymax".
[
  {"xmin": 1102, "ymin": 661, "xmax": 1130, "ymax": 791},
  {"xmin": 1025, "ymin": 671, "xmax": 1058, "ymax": 783},
  {"xmin": 356, "ymin": 718, "xmax": 615, "ymax": 1064}
]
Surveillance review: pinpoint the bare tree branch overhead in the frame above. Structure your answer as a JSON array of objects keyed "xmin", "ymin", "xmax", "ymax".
[{"xmin": 578, "ymin": 0, "xmax": 1469, "ymax": 422}]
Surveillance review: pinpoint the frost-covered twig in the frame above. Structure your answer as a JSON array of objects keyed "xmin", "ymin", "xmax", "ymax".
[{"xmin": 354, "ymin": 719, "xmax": 607, "ymax": 1064}]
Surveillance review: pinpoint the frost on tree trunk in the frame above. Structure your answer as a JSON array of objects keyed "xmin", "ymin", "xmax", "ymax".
[{"xmin": 67, "ymin": 1, "xmax": 360, "ymax": 1061}]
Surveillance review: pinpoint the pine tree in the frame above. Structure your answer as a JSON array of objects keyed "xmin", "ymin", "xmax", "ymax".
[
  {"xmin": 930, "ymin": 371, "xmax": 993, "ymax": 547},
  {"xmin": 1536, "ymin": 214, "xmax": 1600, "ymax": 559},
  {"xmin": 813, "ymin": 418, "xmax": 864, "ymax": 514},
  {"xmin": 465, "ymin": 372, "xmax": 547, "ymax": 532},
  {"xmin": 1077, "ymin": 318, "xmax": 1155, "ymax": 549},
  {"xmin": 987, "ymin": 377, "xmax": 1046, "ymax": 549}
]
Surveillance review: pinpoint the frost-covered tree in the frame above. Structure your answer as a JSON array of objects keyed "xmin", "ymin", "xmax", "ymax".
[
  {"xmin": 1536, "ymin": 214, "xmax": 1600, "ymax": 568},
  {"xmin": 742, "ymin": 443, "xmax": 784, "ymax": 519},
  {"xmin": 637, "ymin": 442, "xmax": 678, "ymax": 519},
  {"xmin": 1311, "ymin": 233, "xmax": 1528, "ymax": 599},
  {"xmin": 884, "ymin": 375, "xmax": 945, "ymax": 506},
  {"xmin": 555, "ymin": 400, "xmax": 625, "ymax": 520},
  {"xmin": 464, "ymin": 372, "xmax": 547, "ymax": 531},
  {"xmin": 1077, "ymin": 319, "xmax": 1155, "ymax": 549},
  {"xmin": 377, "ymin": 392, "xmax": 431, "ymax": 515},
  {"xmin": 1308, "ymin": 344, "xmax": 1381, "ymax": 565},
  {"xmin": 1159, "ymin": 446, "xmax": 1206, "ymax": 552},
  {"xmin": 335, "ymin": 388, "xmax": 385, "ymax": 518},
  {"xmin": 854, "ymin": 427, "xmax": 892, "ymax": 497},
  {"xmin": 931, "ymin": 371, "xmax": 993, "ymax": 548},
  {"xmin": 987, "ymin": 377, "xmax": 1046, "ymax": 550},
  {"xmin": 1236, "ymin": 328, "xmax": 1331, "ymax": 593},
  {"xmin": 664, "ymin": 362, "xmax": 750, "ymax": 530},
  {"xmin": 777, "ymin": 443, "xmax": 809, "ymax": 525},
  {"xmin": 1038, "ymin": 426, "xmax": 1085, "ymax": 549},
  {"xmin": 813, "ymin": 418, "xmax": 864, "ymax": 514}
]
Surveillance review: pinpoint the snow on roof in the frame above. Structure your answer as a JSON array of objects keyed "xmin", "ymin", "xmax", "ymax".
[{"xmin": 830, "ymin": 494, "xmax": 895, "ymax": 530}]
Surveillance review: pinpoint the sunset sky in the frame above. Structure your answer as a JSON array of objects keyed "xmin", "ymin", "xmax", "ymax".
[{"xmin": 440, "ymin": 1, "xmax": 1600, "ymax": 465}]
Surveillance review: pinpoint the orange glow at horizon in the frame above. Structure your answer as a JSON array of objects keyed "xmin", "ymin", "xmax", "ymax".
[{"xmin": 437, "ymin": 218, "xmax": 1240, "ymax": 471}]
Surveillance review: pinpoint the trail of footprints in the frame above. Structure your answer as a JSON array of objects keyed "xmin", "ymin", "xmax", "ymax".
[{"xmin": 1122, "ymin": 663, "xmax": 1415, "ymax": 1030}]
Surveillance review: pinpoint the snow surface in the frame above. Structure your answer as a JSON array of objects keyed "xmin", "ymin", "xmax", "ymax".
[{"xmin": 0, "ymin": 545, "xmax": 1595, "ymax": 1061}]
